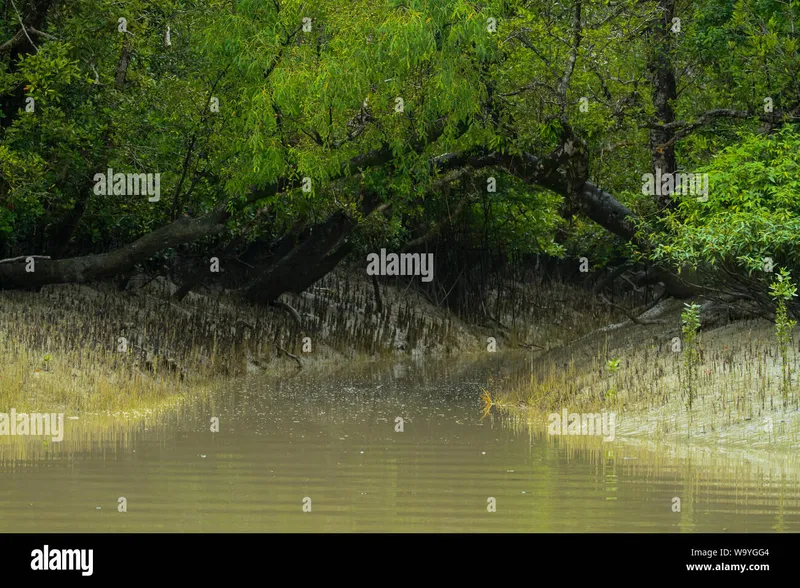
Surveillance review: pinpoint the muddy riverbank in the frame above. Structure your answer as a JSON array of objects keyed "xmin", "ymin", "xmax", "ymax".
[
  {"xmin": 488, "ymin": 296, "xmax": 800, "ymax": 457},
  {"xmin": 3, "ymin": 271, "xmax": 799, "ymax": 458}
]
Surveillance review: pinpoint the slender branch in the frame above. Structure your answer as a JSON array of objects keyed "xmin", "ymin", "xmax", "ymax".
[
  {"xmin": 645, "ymin": 107, "xmax": 800, "ymax": 149},
  {"xmin": 10, "ymin": 0, "xmax": 37, "ymax": 52},
  {"xmin": 557, "ymin": 0, "xmax": 583, "ymax": 117},
  {"xmin": 504, "ymin": 28, "xmax": 552, "ymax": 66},
  {"xmin": 0, "ymin": 255, "xmax": 51, "ymax": 264},
  {"xmin": 277, "ymin": 346, "xmax": 303, "ymax": 368}
]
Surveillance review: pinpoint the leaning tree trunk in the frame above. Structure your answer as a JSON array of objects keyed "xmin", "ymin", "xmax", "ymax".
[
  {"xmin": 0, "ymin": 210, "xmax": 229, "ymax": 288},
  {"xmin": 244, "ymin": 211, "xmax": 357, "ymax": 303}
]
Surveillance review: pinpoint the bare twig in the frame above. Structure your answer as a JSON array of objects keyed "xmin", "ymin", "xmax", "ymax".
[
  {"xmin": 0, "ymin": 255, "xmax": 51, "ymax": 265},
  {"xmin": 600, "ymin": 294, "xmax": 667, "ymax": 325},
  {"xmin": 277, "ymin": 346, "xmax": 303, "ymax": 368}
]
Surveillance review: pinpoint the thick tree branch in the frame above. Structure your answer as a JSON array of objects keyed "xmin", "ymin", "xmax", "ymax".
[
  {"xmin": 0, "ymin": 29, "xmax": 26, "ymax": 54},
  {"xmin": 646, "ymin": 0, "xmax": 678, "ymax": 209},
  {"xmin": 115, "ymin": 36, "xmax": 132, "ymax": 89},
  {"xmin": 0, "ymin": 210, "xmax": 229, "ymax": 288}
]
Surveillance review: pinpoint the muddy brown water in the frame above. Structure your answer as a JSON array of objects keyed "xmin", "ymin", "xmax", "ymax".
[{"xmin": 1, "ymin": 354, "xmax": 799, "ymax": 532}]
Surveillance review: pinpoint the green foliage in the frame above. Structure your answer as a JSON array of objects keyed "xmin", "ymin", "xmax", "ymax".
[
  {"xmin": 769, "ymin": 267, "xmax": 798, "ymax": 303},
  {"xmin": 605, "ymin": 357, "xmax": 619, "ymax": 403},
  {"xmin": 681, "ymin": 303, "xmax": 702, "ymax": 410},
  {"xmin": 1, "ymin": 0, "xmax": 799, "ymax": 295},
  {"xmin": 653, "ymin": 128, "xmax": 800, "ymax": 272},
  {"xmin": 769, "ymin": 268, "xmax": 797, "ymax": 405}
]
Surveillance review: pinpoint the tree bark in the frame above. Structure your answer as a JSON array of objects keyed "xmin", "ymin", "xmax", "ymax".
[
  {"xmin": 647, "ymin": 0, "xmax": 678, "ymax": 210},
  {"xmin": 244, "ymin": 211, "xmax": 356, "ymax": 303}
]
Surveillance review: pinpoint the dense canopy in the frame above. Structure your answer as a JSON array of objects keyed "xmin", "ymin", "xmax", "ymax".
[{"xmin": 2, "ymin": 0, "xmax": 799, "ymax": 311}]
